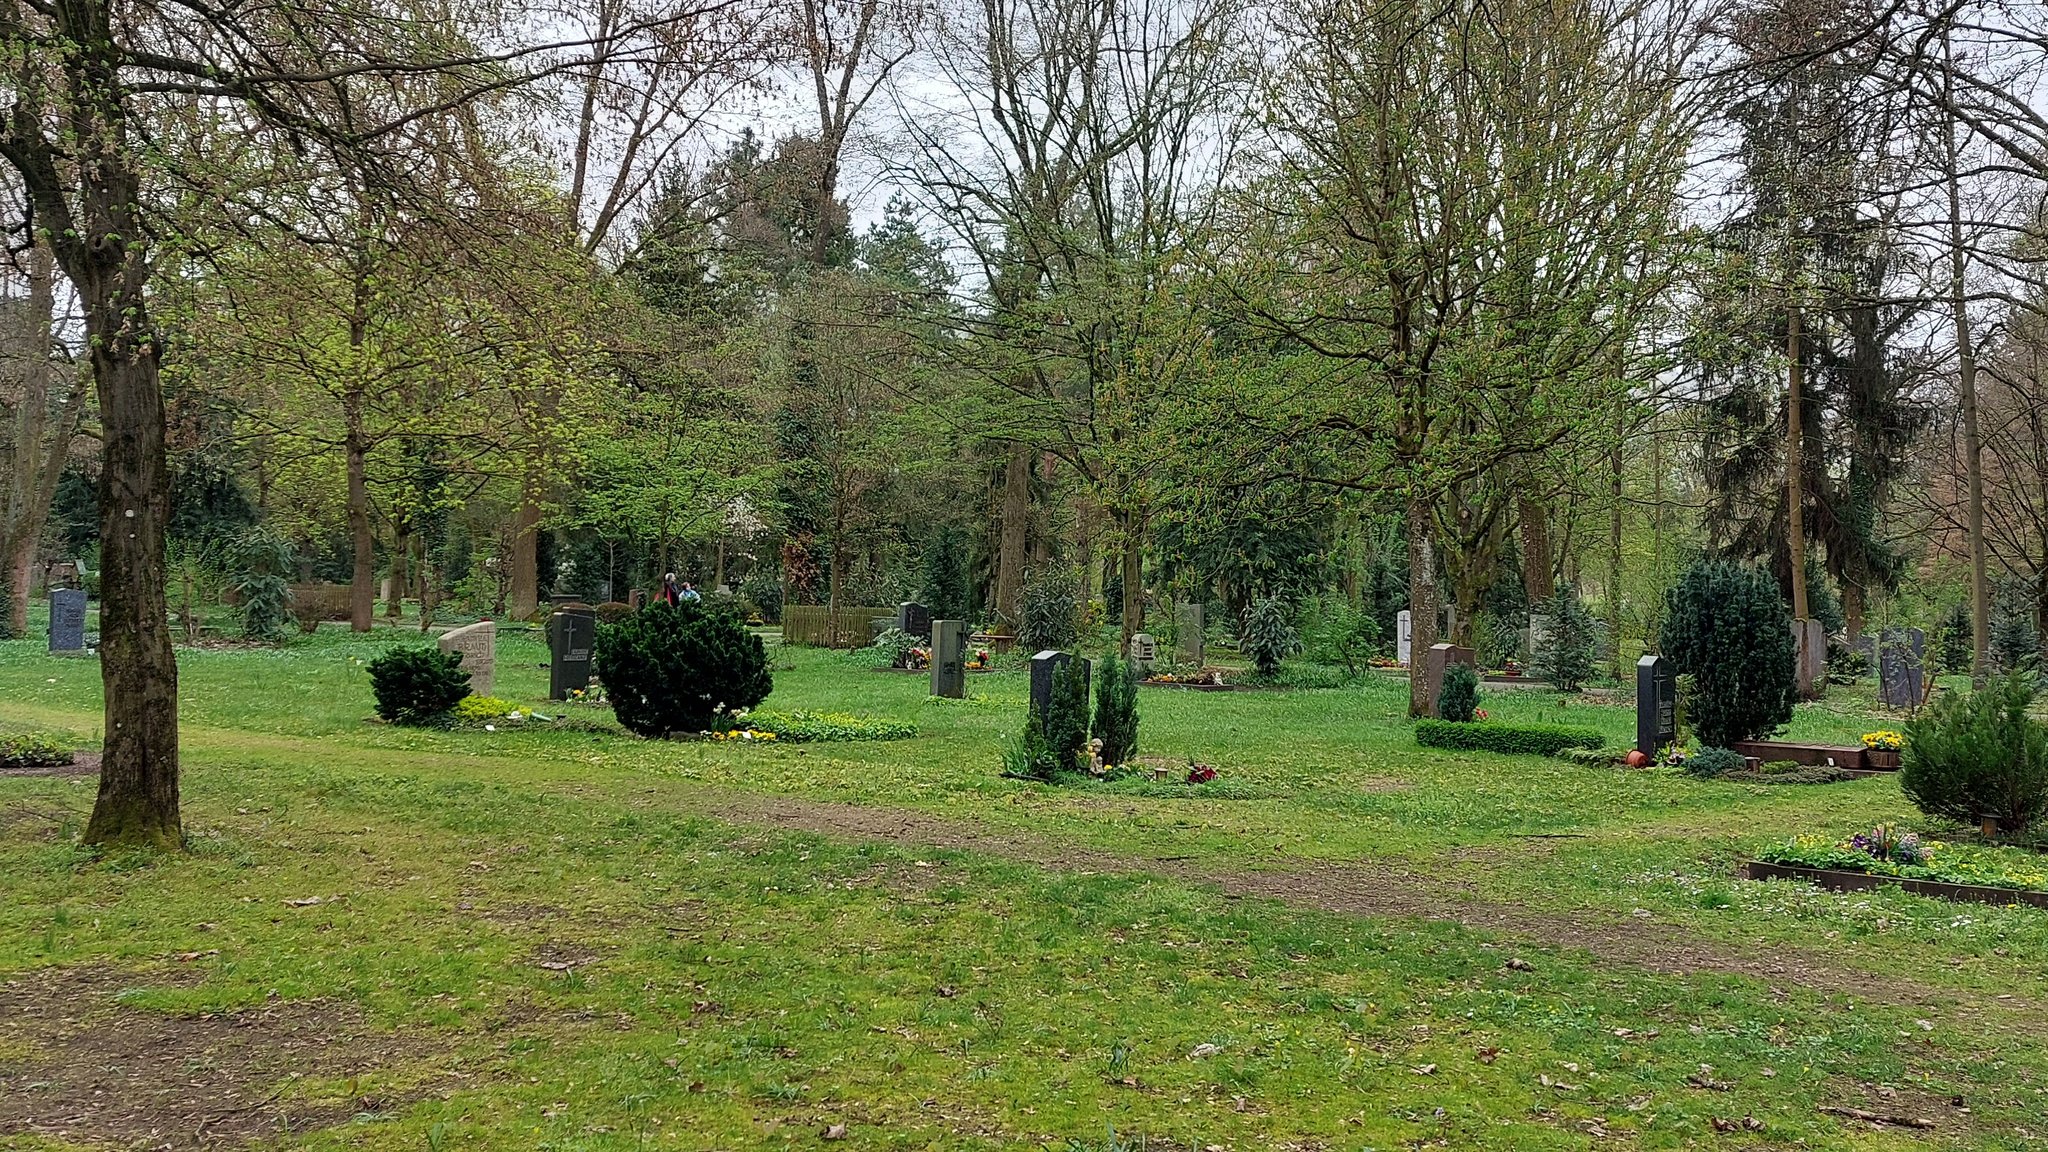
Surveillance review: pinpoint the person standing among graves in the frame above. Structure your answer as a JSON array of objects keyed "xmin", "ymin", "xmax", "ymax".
[
  {"xmin": 680, "ymin": 581, "xmax": 702, "ymax": 603},
  {"xmin": 661, "ymin": 573, "xmax": 682, "ymax": 605}
]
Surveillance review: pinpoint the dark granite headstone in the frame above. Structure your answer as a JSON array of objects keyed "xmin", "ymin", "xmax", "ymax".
[
  {"xmin": 931, "ymin": 619, "xmax": 966, "ymax": 698},
  {"xmin": 1422, "ymin": 642, "xmax": 1476, "ymax": 718},
  {"xmin": 549, "ymin": 606, "xmax": 598, "ymax": 700},
  {"xmin": 898, "ymin": 601, "xmax": 932, "ymax": 639},
  {"xmin": 48, "ymin": 588, "xmax": 85, "ymax": 653},
  {"xmin": 1878, "ymin": 627, "xmax": 1926, "ymax": 709},
  {"xmin": 1636, "ymin": 654, "xmax": 1676, "ymax": 754},
  {"xmin": 1029, "ymin": 650, "xmax": 1090, "ymax": 730}
]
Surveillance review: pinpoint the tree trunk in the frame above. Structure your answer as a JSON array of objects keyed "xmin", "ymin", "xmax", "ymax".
[
  {"xmin": 1843, "ymin": 581, "xmax": 1866, "ymax": 643},
  {"xmin": 828, "ymin": 503, "xmax": 847, "ymax": 647},
  {"xmin": 509, "ymin": 484, "xmax": 540, "ymax": 619},
  {"xmin": 82, "ymin": 298, "xmax": 181, "ymax": 849},
  {"xmin": 1607, "ymin": 435, "xmax": 1625, "ymax": 679},
  {"xmin": 1117, "ymin": 506, "xmax": 1145, "ymax": 646},
  {"xmin": 995, "ymin": 446, "xmax": 1030, "ymax": 630},
  {"xmin": 1, "ymin": 242, "xmax": 84, "ymax": 639},
  {"xmin": 345, "ymin": 409, "xmax": 373, "ymax": 632},
  {"xmin": 1785, "ymin": 304, "xmax": 1810, "ymax": 623},
  {"xmin": 1519, "ymin": 493, "xmax": 1555, "ymax": 603},
  {"xmin": 386, "ymin": 525, "xmax": 409, "ymax": 619},
  {"xmin": 1942, "ymin": 33, "xmax": 1990, "ymax": 687},
  {"xmin": 1406, "ymin": 487, "xmax": 1440, "ymax": 717}
]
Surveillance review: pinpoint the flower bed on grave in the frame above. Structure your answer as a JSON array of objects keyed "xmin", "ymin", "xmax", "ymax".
[{"xmin": 1747, "ymin": 826, "xmax": 2048, "ymax": 908}]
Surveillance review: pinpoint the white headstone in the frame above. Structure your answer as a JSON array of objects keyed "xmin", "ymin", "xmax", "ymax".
[
  {"xmin": 438, "ymin": 620, "xmax": 496, "ymax": 696},
  {"xmin": 1396, "ymin": 610, "xmax": 1412, "ymax": 665}
]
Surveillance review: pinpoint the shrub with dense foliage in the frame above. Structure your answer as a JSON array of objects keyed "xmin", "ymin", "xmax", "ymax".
[
  {"xmin": 595, "ymin": 601, "xmax": 773, "ymax": 737},
  {"xmin": 1437, "ymin": 663, "xmax": 1479, "ymax": 722},
  {"xmin": 866, "ymin": 627, "xmax": 925, "ymax": 669},
  {"xmin": 0, "ymin": 731, "xmax": 74, "ymax": 768},
  {"xmin": 1041, "ymin": 656, "xmax": 1091, "ymax": 775},
  {"xmin": 594, "ymin": 601, "xmax": 635, "ymax": 625},
  {"xmin": 367, "ymin": 646, "xmax": 472, "ymax": 724},
  {"xmin": 919, "ymin": 528, "xmax": 974, "ymax": 622},
  {"xmin": 1903, "ymin": 672, "xmax": 2048, "ymax": 831},
  {"xmin": 1529, "ymin": 584, "xmax": 1599, "ymax": 692},
  {"xmin": 743, "ymin": 710, "xmax": 917, "ymax": 742},
  {"xmin": 1296, "ymin": 593, "xmax": 1379, "ymax": 674},
  {"xmin": 1093, "ymin": 652, "xmax": 1140, "ymax": 766},
  {"xmin": 1661, "ymin": 559, "xmax": 1796, "ymax": 748},
  {"xmin": 228, "ymin": 527, "xmax": 294, "ymax": 642},
  {"xmin": 1681, "ymin": 746, "xmax": 1748, "ymax": 779},
  {"xmin": 1240, "ymin": 597, "xmax": 1301, "ymax": 676},
  {"xmin": 1414, "ymin": 719, "xmax": 1605, "ymax": 756},
  {"xmin": 1017, "ymin": 565, "xmax": 1080, "ymax": 650}
]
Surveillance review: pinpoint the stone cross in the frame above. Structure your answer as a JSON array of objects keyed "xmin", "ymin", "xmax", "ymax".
[
  {"xmin": 47, "ymin": 588, "xmax": 85, "ymax": 653},
  {"xmin": 1422, "ymin": 642, "xmax": 1476, "ymax": 718},
  {"xmin": 1636, "ymin": 654, "xmax": 1676, "ymax": 755},
  {"xmin": 1030, "ymin": 650, "xmax": 1090, "ymax": 732},
  {"xmin": 548, "ymin": 607, "xmax": 597, "ymax": 700},
  {"xmin": 438, "ymin": 620, "xmax": 496, "ymax": 696},
  {"xmin": 1174, "ymin": 603, "xmax": 1204, "ymax": 666},
  {"xmin": 930, "ymin": 619, "xmax": 966, "ymax": 698},
  {"xmin": 1396, "ymin": 609, "xmax": 1412, "ymax": 665}
]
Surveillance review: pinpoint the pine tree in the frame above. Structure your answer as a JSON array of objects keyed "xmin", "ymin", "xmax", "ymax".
[
  {"xmin": 1529, "ymin": 585, "xmax": 1600, "ymax": 692},
  {"xmin": 920, "ymin": 528, "xmax": 973, "ymax": 622}
]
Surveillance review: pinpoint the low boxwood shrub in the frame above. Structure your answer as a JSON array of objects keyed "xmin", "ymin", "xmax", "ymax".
[
  {"xmin": 368, "ymin": 646, "xmax": 471, "ymax": 725},
  {"xmin": 595, "ymin": 601, "xmax": 772, "ymax": 738},
  {"xmin": 0, "ymin": 731, "xmax": 74, "ymax": 768},
  {"xmin": 742, "ymin": 710, "xmax": 916, "ymax": 742},
  {"xmin": 1414, "ymin": 719, "xmax": 1605, "ymax": 756}
]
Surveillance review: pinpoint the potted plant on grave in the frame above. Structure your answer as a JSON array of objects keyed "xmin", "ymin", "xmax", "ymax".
[{"xmin": 1861, "ymin": 729, "xmax": 1904, "ymax": 770}]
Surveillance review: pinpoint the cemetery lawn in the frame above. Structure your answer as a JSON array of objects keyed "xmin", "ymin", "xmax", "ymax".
[{"xmin": 4, "ymin": 629, "xmax": 2047, "ymax": 1150}]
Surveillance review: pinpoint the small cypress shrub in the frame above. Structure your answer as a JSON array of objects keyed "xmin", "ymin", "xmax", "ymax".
[
  {"xmin": 1003, "ymin": 709, "xmax": 1059, "ymax": 780},
  {"xmin": 1529, "ymin": 585, "xmax": 1600, "ymax": 692},
  {"xmin": 228, "ymin": 527, "xmax": 295, "ymax": 642},
  {"xmin": 1017, "ymin": 566, "xmax": 1081, "ymax": 650},
  {"xmin": 595, "ymin": 600, "xmax": 773, "ymax": 737},
  {"xmin": 1240, "ymin": 597, "xmax": 1301, "ymax": 676},
  {"xmin": 1989, "ymin": 603, "xmax": 2039, "ymax": 675},
  {"xmin": 1041, "ymin": 656, "xmax": 1091, "ymax": 775},
  {"xmin": 1936, "ymin": 601, "xmax": 1973, "ymax": 672},
  {"xmin": 368, "ymin": 646, "xmax": 471, "ymax": 725},
  {"xmin": 1094, "ymin": 652, "xmax": 1140, "ymax": 766},
  {"xmin": 1661, "ymin": 559, "xmax": 1796, "ymax": 748},
  {"xmin": 919, "ymin": 528, "xmax": 974, "ymax": 622},
  {"xmin": 1903, "ymin": 672, "xmax": 2048, "ymax": 830},
  {"xmin": 1438, "ymin": 663, "xmax": 1479, "ymax": 722}
]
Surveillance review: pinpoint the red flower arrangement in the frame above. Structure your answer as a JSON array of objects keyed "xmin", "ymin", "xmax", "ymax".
[{"xmin": 1187, "ymin": 764, "xmax": 1217, "ymax": 784}]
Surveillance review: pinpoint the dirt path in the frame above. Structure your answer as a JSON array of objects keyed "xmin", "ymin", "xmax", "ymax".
[{"xmin": 692, "ymin": 789, "xmax": 2037, "ymax": 1026}]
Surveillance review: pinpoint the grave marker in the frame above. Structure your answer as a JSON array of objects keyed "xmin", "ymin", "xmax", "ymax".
[
  {"xmin": 1422, "ymin": 642, "xmax": 1476, "ymax": 718},
  {"xmin": 931, "ymin": 619, "xmax": 966, "ymax": 698},
  {"xmin": 1174, "ymin": 603, "xmax": 1204, "ymax": 666},
  {"xmin": 438, "ymin": 620, "xmax": 496, "ymax": 696},
  {"xmin": 898, "ymin": 601, "xmax": 932, "ymax": 639},
  {"xmin": 47, "ymin": 588, "xmax": 85, "ymax": 653},
  {"xmin": 1878, "ymin": 627, "xmax": 1926, "ymax": 709},
  {"xmin": 1636, "ymin": 654, "xmax": 1676, "ymax": 755},
  {"xmin": 1030, "ymin": 650, "xmax": 1090, "ymax": 731},
  {"xmin": 1396, "ymin": 610, "xmax": 1412, "ymax": 665},
  {"xmin": 548, "ymin": 607, "xmax": 597, "ymax": 700},
  {"xmin": 1128, "ymin": 632, "xmax": 1157, "ymax": 678}
]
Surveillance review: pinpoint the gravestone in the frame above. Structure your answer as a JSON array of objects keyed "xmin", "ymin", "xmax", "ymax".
[
  {"xmin": 1792, "ymin": 618, "xmax": 1826, "ymax": 699},
  {"xmin": 550, "ymin": 592, "xmax": 586, "ymax": 608},
  {"xmin": 1528, "ymin": 613, "xmax": 1554, "ymax": 662},
  {"xmin": 1174, "ymin": 603, "xmax": 1205, "ymax": 666},
  {"xmin": 930, "ymin": 620, "xmax": 967, "ymax": 698},
  {"xmin": 628, "ymin": 589, "xmax": 645, "ymax": 610},
  {"xmin": 898, "ymin": 601, "xmax": 932, "ymax": 639},
  {"xmin": 1029, "ymin": 650, "xmax": 1091, "ymax": 731},
  {"xmin": 1878, "ymin": 627, "xmax": 1927, "ymax": 709},
  {"xmin": 1636, "ymin": 654, "xmax": 1676, "ymax": 755},
  {"xmin": 1396, "ymin": 610, "xmax": 1412, "ymax": 665},
  {"xmin": 1128, "ymin": 632, "xmax": 1158, "ymax": 678},
  {"xmin": 548, "ymin": 607, "xmax": 597, "ymax": 700},
  {"xmin": 438, "ymin": 620, "xmax": 496, "ymax": 696},
  {"xmin": 47, "ymin": 588, "xmax": 85, "ymax": 653},
  {"xmin": 1421, "ymin": 642, "xmax": 1476, "ymax": 719}
]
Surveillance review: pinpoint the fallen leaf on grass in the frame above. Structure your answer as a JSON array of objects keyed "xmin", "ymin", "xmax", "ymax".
[
  {"xmin": 1411, "ymin": 1064, "xmax": 1437, "ymax": 1076},
  {"xmin": 1475, "ymin": 1047, "xmax": 1500, "ymax": 1065},
  {"xmin": 823, "ymin": 1123, "xmax": 848, "ymax": 1140},
  {"xmin": 1189, "ymin": 1043, "xmax": 1222, "ymax": 1059},
  {"xmin": 283, "ymin": 896, "xmax": 324, "ymax": 907}
]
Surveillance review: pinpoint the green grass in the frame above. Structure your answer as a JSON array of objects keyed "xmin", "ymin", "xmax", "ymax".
[{"xmin": 3, "ymin": 627, "xmax": 2045, "ymax": 1149}]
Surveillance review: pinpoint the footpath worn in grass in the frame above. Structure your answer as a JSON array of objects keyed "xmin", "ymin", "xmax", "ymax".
[{"xmin": 3, "ymin": 629, "xmax": 2045, "ymax": 1149}]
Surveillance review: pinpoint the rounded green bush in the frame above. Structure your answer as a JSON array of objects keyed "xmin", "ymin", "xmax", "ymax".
[
  {"xmin": 367, "ymin": 646, "xmax": 471, "ymax": 725},
  {"xmin": 595, "ymin": 601, "xmax": 772, "ymax": 737},
  {"xmin": 1661, "ymin": 559, "xmax": 1796, "ymax": 748}
]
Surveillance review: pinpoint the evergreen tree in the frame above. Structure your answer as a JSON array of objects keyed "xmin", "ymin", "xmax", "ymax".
[
  {"xmin": 1093, "ymin": 653, "xmax": 1140, "ymax": 767},
  {"xmin": 1530, "ymin": 585, "xmax": 1600, "ymax": 692},
  {"xmin": 1662, "ymin": 559, "xmax": 1798, "ymax": 748},
  {"xmin": 920, "ymin": 527, "xmax": 973, "ymax": 622}
]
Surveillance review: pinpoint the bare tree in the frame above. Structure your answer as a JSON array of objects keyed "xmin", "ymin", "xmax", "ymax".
[{"xmin": 0, "ymin": 236, "xmax": 85, "ymax": 637}]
